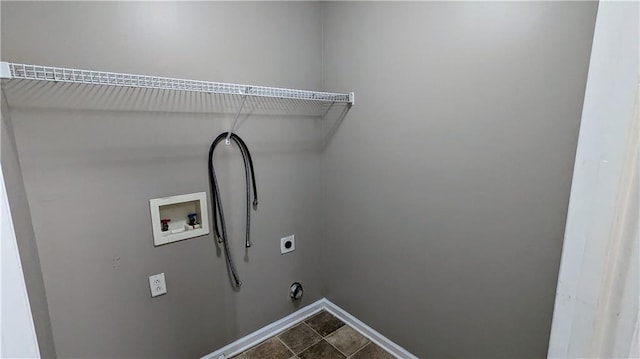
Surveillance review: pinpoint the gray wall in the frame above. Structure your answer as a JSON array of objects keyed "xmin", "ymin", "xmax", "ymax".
[
  {"xmin": 322, "ymin": 2, "xmax": 597, "ymax": 358},
  {"xmin": 1, "ymin": 90, "xmax": 56, "ymax": 358},
  {"xmin": 2, "ymin": 2, "xmax": 324, "ymax": 358}
]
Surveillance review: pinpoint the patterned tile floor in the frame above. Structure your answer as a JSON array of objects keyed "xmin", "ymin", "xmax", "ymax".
[{"xmin": 232, "ymin": 310, "xmax": 394, "ymax": 359}]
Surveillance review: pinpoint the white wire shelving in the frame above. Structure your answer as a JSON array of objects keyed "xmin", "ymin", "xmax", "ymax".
[
  {"xmin": 0, "ymin": 62, "xmax": 354, "ymax": 104},
  {"xmin": 0, "ymin": 62, "xmax": 353, "ymax": 141}
]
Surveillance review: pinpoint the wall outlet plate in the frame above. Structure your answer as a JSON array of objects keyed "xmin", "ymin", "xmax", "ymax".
[
  {"xmin": 280, "ymin": 235, "xmax": 295, "ymax": 254},
  {"xmin": 149, "ymin": 273, "xmax": 167, "ymax": 297}
]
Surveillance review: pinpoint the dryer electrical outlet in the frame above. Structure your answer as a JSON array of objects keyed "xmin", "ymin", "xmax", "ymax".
[{"xmin": 280, "ymin": 235, "xmax": 295, "ymax": 254}]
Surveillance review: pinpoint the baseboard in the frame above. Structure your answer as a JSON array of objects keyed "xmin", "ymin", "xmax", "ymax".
[
  {"xmin": 201, "ymin": 298, "xmax": 325, "ymax": 359},
  {"xmin": 201, "ymin": 297, "xmax": 417, "ymax": 359},
  {"xmin": 321, "ymin": 298, "xmax": 418, "ymax": 359}
]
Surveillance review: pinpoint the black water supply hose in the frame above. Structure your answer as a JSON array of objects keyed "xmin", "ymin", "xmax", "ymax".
[{"xmin": 208, "ymin": 132, "xmax": 258, "ymax": 288}]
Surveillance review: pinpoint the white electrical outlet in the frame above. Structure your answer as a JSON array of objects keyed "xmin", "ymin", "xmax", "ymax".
[
  {"xmin": 280, "ymin": 235, "xmax": 295, "ymax": 254},
  {"xmin": 149, "ymin": 273, "xmax": 167, "ymax": 297}
]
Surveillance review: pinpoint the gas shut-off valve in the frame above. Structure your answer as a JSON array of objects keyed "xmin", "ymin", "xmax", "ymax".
[{"xmin": 290, "ymin": 282, "xmax": 303, "ymax": 300}]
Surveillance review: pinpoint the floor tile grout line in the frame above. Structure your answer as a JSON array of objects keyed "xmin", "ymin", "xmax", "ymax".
[
  {"xmin": 297, "ymin": 322, "xmax": 334, "ymax": 357},
  {"xmin": 324, "ymin": 325, "xmax": 371, "ymax": 358},
  {"xmin": 242, "ymin": 310, "xmax": 329, "ymax": 358},
  {"xmin": 320, "ymin": 309, "xmax": 394, "ymax": 358},
  {"xmin": 274, "ymin": 335, "xmax": 297, "ymax": 358},
  {"xmin": 302, "ymin": 320, "xmax": 327, "ymax": 339},
  {"xmin": 300, "ymin": 314, "xmax": 349, "ymax": 358},
  {"xmin": 321, "ymin": 325, "xmax": 353, "ymax": 357},
  {"xmin": 287, "ymin": 322, "xmax": 324, "ymax": 355},
  {"xmin": 347, "ymin": 342, "xmax": 368, "ymax": 358},
  {"xmin": 275, "ymin": 322, "xmax": 300, "ymax": 352},
  {"xmin": 346, "ymin": 341, "xmax": 371, "ymax": 358},
  {"xmin": 310, "ymin": 310, "xmax": 347, "ymax": 338},
  {"xmin": 266, "ymin": 311, "xmax": 337, "ymax": 358},
  {"xmin": 346, "ymin": 340, "xmax": 373, "ymax": 359},
  {"xmin": 237, "ymin": 310, "xmax": 380, "ymax": 359},
  {"xmin": 278, "ymin": 322, "xmax": 322, "ymax": 356},
  {"xmin": 324, "ymin": 325, "xmax": 358, "ymax": 357}
]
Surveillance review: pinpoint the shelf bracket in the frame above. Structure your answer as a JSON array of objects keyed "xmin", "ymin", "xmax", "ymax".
[
  {"xmin": 322, "ymin": 101, "xmax": 336, "ymax": 118},
  {"xmin": 226, "ymin": 86, "xmax": 251, "ymax": 145},
  {"xmin": 0, "ymin": 62, "xmax": 12, "ymax": 79}
]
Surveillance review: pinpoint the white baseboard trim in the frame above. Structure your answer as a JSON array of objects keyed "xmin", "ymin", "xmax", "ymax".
[
  {"xmin": 201, "ymin": 297, "xmax": 417, "ymax": 359},
  {"xmin": 201, "ymin": 298, "xmax": 325, "ymax": 359},
  {"xmin": 321, "ymin": 299, "xmax": 418, "ymax": 359}
]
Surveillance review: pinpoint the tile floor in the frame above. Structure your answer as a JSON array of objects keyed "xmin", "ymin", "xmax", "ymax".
[{"xmin": 232, "ymin": 310, "xmax": 394, "ymax": 359}]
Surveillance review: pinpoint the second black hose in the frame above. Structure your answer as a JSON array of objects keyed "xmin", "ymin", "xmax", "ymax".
[{"xmin": 208, "ymin": 132, "xmax": 258, "ymax": 288}]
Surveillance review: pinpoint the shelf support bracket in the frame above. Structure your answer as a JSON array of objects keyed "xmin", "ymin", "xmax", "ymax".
[
  {"xmin": 226, "ymin": 86, "xmax": 251, "ymax": 145},
  {"xmin": 322, "ymin": 101, "xmax": 336, "ymax": 118}
]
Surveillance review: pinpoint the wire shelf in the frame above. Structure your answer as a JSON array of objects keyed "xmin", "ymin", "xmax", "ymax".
[{"xmin": 1, "ymin": 62, "xmax": 353, "ymax": 104}]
